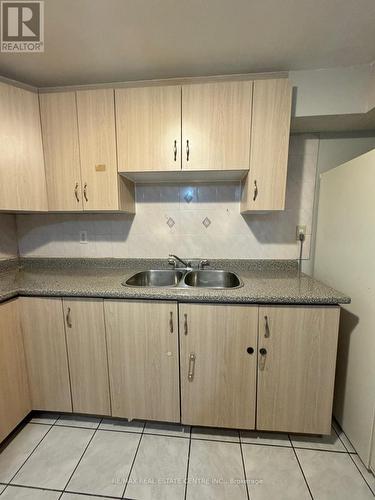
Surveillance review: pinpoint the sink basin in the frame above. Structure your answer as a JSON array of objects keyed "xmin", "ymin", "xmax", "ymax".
[
  {"xmin": 184, "ymin": 270, "xmax": 242, "ymax": 289},
  {"xmin": 124, "ymin": 270, "xmax": 184, "ymax": 287}
]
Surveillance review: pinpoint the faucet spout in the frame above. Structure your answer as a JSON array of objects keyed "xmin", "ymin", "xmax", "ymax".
[{"xmin": 168, "ymin": 254, "xmax": 191, "ymax": 268}]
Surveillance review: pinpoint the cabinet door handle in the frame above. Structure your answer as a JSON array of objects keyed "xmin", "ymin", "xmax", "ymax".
[
  {"xmin": 264, "ymin": 315, "xmax": 270, "ymax": 338},
  {"xmin": 184, "ymin": 313, "xmax": 188, "ymax": 335},
  {"xmin": 66, "ymin": 307, "xmax": 72, "ymax": 328},
  {"xmin": 74, "ymin": 183, "xmax": 80, "ymax": 202},
  {"xmin": 169, "ymin": 311, "xmax": 174, "ymax": 333},
  {"xmin": 253, "ymin": 180, "xmax": 258, "ymax": 201},
  {"xmin": 188, "ymin": 353, "xmax": 196, "ymax": 381},
  {"xmin": 83, "ymin": 183, "xmax": 88, "ymax": 202},
  {"xmin": 259, "ymin": 347, "xmax": 267, "ymax": 371},
  {"xmin": 186, "ymin": 140, "xmax": 190, "ymax": 161},
  {"xmin": 173, "ymin": 140, "xmax": 177, "ymax": 161}
]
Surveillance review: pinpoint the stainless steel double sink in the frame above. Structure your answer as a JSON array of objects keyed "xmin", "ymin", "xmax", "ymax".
[{"xmin": 123, "ymin": 269, "xmax": 242, "ymax": 289}]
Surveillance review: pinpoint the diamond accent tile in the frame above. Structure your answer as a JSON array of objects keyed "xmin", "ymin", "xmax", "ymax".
[
  {"xmin": 184, "ymin": 192, "xmax": 194, "ymax": 203},
  {"xmin": 202, "ymin": 217, "xmax": 211, "ymax": 228},
  {"xmin": 166, "ymin": 217, "xmax": 175, "ymax": 228}
]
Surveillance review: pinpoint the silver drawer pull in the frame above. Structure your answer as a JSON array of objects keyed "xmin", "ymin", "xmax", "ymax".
[
  {"xmin": 169, "ymin": 311, "xmax": 174, "ymax": 333},
  {"xmin": 74, "ymin": 183, "xmax": 80, "ymax": 202},
  {"xmin": 83, "ymin": 183, "xmax": 88, "ymax": 202},
  {"xmin": 184, "ymin": 313, "xmax": 188, "ymax": 335},
  {"xmin": 253, "ymin": 180, "xmax": 258, "ymax": 201},
  {"xmin": 188, "ymin": 353, "xmax": 196, "ymax": 381},
  {"xmin": 186, "ymin": 140, "xmax": 190, "ymax": 161},
  {"xmin": 66, "ymin": 307, "xmax": 72, "ymax": 328},
  {"xmin": 264, "ymin": 315, "xmax": 270, "ymax": 338},
  {"xmin": 173, "ymin": 140, "xmax": 177, "ymax": 161}
]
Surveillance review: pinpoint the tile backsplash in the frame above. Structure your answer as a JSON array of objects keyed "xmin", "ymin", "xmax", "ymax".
[
  {"xmin": 16, "ymin": 134, "xmax": 318, "ymax": 261},
  {"xmin": 0, "ymin": 215, "xmax": 18, "ymax": 260}
]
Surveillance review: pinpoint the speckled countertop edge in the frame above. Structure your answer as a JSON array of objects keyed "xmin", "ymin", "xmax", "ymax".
[{"xmin": 0, "ymin": 258, "xmax": 351, "ymax": 305}]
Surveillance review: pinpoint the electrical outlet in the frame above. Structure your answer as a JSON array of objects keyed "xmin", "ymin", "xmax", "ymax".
[
  {"xmin": 79, "ymin": 230, "xmax": 88, "ymax": 244},
  {"xmin": 296, "ymin": 225, "xmax": 306, "ymax": 240}
]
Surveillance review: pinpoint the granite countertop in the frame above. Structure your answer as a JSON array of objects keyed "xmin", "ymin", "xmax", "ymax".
[{"xmin": 0, "ymin": 258, "xmax": 350, "ymax": 305}]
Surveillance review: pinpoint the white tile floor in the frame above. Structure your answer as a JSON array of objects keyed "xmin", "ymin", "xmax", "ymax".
[{"xmin": 0, "ymin": 413, "xmax": 374, "ymax": 500}]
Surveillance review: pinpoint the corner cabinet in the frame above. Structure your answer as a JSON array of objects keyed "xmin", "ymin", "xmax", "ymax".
[
  {"xmin": 0, "ymin": 299, "xmax": 30, "ymax": 442},
  {"xmin": 0, "ymin": 82, "xmax": 47, "ymax": 212},
  {"xmin": 241, "ymin": 78, "xmax": 292, "ymax": 212},
  {"xmin": 39, "ymin": 89, "xmax": 135, "ymax": 213}
]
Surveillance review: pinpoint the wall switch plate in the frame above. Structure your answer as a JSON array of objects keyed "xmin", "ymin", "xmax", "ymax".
[
  {"xmin": 79, "ymin": 230, "xmax": 88, "ymax": 244},
  {"xmin": 296, "ymin": 225, "xmax": 306, "ymax": 240}
]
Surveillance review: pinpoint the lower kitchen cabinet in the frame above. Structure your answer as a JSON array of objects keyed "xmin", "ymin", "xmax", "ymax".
[
  {"xmin": 179, "ymin": 303, "xmax": 258, "ymax": 429},
  {"xmin": 20, "ymin": 297, "xmax": 72, "ymax": 412},
  {"xmin": 104, "ymin": 300, "xmax": 180, "ymax": 422},
  {"xmin": 0, "ymin": 299, "xmax": 31, "ymax": 442},
  {"xmin": 63, "ymin": 298, "xmax": 111, "ymax": 415},
  {"xmin": 256, "ymin": 305, "xmax": 340, "ymax": 434}
]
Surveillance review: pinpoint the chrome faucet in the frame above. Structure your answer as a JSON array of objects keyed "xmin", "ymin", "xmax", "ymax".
[{"xmin": 168, "ymin": 254, "xmax": 191, "ymax": 269}]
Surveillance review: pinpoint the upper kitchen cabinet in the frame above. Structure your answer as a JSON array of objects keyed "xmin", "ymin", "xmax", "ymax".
[
  {"xmin": 76, "ymin": 89, "xmax": 135, "ymax": 212},
  {"xmin": 116, "ymin": 85, "xmax": 181, "ymax": 172},
  {"xmin": 39, "ymin": 91, "xmax": 83, "ymax": 211},
  {"xmin": 40, "ymin": 89, "xmax": 135, "ymax": 213},
  {"xmin": 0, "ymin": 82, "xmax": 48, "ymax": 212},
  {"xmin": 181, "ymin": 81, "xmax": 253, "ymax": 171},
  {"xmin": 241, "ymin": 79, "xmax": 292, "ymax": 212}
]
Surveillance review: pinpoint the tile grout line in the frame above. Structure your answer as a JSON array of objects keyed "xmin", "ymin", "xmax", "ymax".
[
  {"xmin": 332, "ymin": 419, "xmax": 357, "ymax": 454},
  {"xmin": 290, "ymin": 435, "xmax": 314, "ymax": 500},
  {"xmin": 121, "ymin": 421, "xmax": 145, "ymax": 499},
  {"xmin": 2, "ymin": 483, "xmax": 63, "ymax": 495},
  {"xmin": 58, "ymin": 417, "xmax": 103, "ymax": 499},
  {"xmin": 2, "ymin": 415, "xmax": 60, "ymax": 494},
  {"xmin": 347, "ymin": 453, "xmax": 375, "ymax": 497},
  {"xmin": 239, "ymin": 432, "xmax": 250, "ymax": 500},
  {"xmin": 183, "ymin": 426, "xmax": 192, "ymax": 500}
]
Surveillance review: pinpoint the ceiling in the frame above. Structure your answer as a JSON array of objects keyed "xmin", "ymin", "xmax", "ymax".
[{"xmin": 1, "ymin": 0, "xmax": 375, "ymax": 87}]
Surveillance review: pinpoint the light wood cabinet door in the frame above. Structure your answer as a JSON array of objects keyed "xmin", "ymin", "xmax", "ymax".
[
  {"xmin": 257, "ymin": 306, "xmax": 340, "ymax": 434},
  {"xmin": 116, "ymin": 86, "xmax": 181, "ymax": 172},
  {"xmin": 63, "ymin": 299, "xmax": 111, "ymax": 415},
  {"xmin": 39, "ymin": 92, "xmax": 83, "ymax": 211},
  {"xmin": 0, "ymin": 299, "xmax": 31, "ymax": 442},
  {"xmin": 182, "ymin": 81, "xmax": 253, "ymax": 171},
  {"xmin": 76, "ymin": 89, "xmax": 121, "ymax": 211},
  {"xmin": 179, "ymin": 303, "xmax": 258, "ymax": 429},
  {"xmin": 20, "ymin": 297, "xmax": 72, "ymax": 412},
  {"xmin": 0, "ymin": 82, "xmax": 47, "ymax": 211},
  {"xmin": 241, "ymin": 79, "xmax": 292, "ymax": 212},
  {"xmin": 105, "ymin": 300, "xmax": 179, "ymax": 422}
]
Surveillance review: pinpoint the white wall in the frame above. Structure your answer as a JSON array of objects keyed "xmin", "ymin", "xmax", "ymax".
[
  {"xmin": 16, "ymin": 134, "xmax": 319, "ymax": 261},
  {"xmin": 0, "ymin": 215, "xmax": 18, "ymax": 260},
  {"xmin": 307, "ymin": 132, "xmax": 375, "ymax": 275}
]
